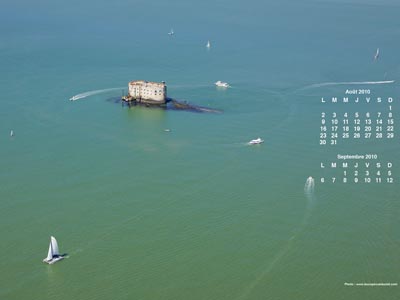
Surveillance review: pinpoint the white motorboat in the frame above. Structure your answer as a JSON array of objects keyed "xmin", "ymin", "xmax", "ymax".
[
  {"xmin": 206, "ymin": 40, "xmax": 211, "ymax": 48},
  {"xmin": 215, "ymin": 80, "xmax": 229, "ymax": 88},
  {"xmin": 248, "ymin": 137, "xmax": 264, "ymax": 145},
  {"xmin": 43, "ymin": 236, "xmax": 65, "ymax": 264},
  {"xmin": 69, "ymin": 95, "xmax": 79, "ymax": 101}
]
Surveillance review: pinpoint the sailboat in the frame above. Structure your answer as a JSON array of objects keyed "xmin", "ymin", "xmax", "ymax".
[
  {"xmin": 43, "ymin": 236, "xmax": 64, "ymax": 264},
  {"xmin": 206, "ymin": 40, "xmax": 211, "ymax": 48},
  {"xmin": 374, "ymin": 48, "xmax": 380, "ymax": 61}
]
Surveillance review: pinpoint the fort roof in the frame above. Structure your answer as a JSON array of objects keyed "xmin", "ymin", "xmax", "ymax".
[{"xmin": 129, "ymin": 80, "xmax": 166, "ymax": 87}]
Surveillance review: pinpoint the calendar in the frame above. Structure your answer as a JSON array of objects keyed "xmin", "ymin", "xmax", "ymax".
[{"xmin": 317, "ymin": 88, "xmax": 396, "ymax": 184}]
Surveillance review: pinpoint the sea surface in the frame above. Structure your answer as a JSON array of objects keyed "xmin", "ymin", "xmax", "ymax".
[{"xmin": 1, "ymin": 1, "xmax": 399, "ymax": 299}]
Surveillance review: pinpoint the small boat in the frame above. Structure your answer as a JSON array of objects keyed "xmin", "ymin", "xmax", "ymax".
[
  {"xmin": 374, "ymin": 48, "xmax": 379, "ymax": 61},
  {"xmin": 69, "ymin": 96, "xmax": 79, "ymax": 101},
  {"xmin": 206, "ymin": 40, "xmax": 211, "ymax": 48},
  {"xmin": 215, "ymin": 80, "xmax": 229, "ymax": 88},
  {"xmin": 248, "ymin": 137, "xmax": 264, "ymax": 145},
  {"xmin": 10, "ymin": 130, "xmax": 14, "ymax": 137},
  {"xmin": 168, "ymin": 28, "xmax": 174, "ymax": 35},
  {"xmin": 43, "ymin": 236, "xmax": 65, "ymax": 264}
]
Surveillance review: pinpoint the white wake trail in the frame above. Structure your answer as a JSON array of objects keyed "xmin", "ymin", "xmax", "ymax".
[
  {"xmin": 237, "ymin": 177, "xmax": 317, "ymax": 300},
  {"xmin": 69, "ymin": 87, "xmax": 124, "ymax": 101},
  {"xmin": 304, "ymin": 176, "xmax": 315, "ymax": 202},
  {"xmin": 301, "ymin": 80, "xmax": 395, "ymax": 90}
]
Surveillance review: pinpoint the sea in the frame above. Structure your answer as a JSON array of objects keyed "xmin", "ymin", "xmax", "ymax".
[{"xmin": 1, "ymin": 0, "xmax": 399, "ymax": 299}]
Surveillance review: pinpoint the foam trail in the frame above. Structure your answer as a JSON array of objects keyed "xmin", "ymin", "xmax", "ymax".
[
  {"xmin": 302, "ymin": 176, "xmax": 316, "ymax": 226},
  {"xmin": 301, "ymin": 80, "xmax": 394, "ymax": 90},
  {"xmin": 237, "ymin": 177, "xmax": 316, "ymax": 300},
  {"xmin": 304, "ymin": 176, "xmax": 315, "ymax": 203},
  {"xmin": 237, "ymin": 239, "xmax": 294, "ymax": 300},
  {"xmin": 69, "ymin": 87, "xmax": 124, "ymax": 101}
]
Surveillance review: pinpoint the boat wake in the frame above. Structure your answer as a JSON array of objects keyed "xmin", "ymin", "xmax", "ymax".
[
  {"xmin": 304, "ymin": 176, "xmax": 315, "ymax": 203},
  {"xmin": 300, "ymin": 80, "xmax": 395, "ymax": 90},
  {"xmin": 302, "ymin": 176, "xmax": 316, "ymax": 227},
  {"xmin": 69, "ymin": 87, "xmax": 124, "ymax": 101},
  {"xmin": 237, "ymin": 177, "xmax": 317, "ymax": 300}
]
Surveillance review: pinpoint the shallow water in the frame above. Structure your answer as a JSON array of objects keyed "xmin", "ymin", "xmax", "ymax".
[{"xmin": 1, "ymin": 1, "xmax": 399, "ymax": 299}]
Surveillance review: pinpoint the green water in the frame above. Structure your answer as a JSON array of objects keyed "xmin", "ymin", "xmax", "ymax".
[{"xmin": 1, "ymin": 0, "xmax": 399, "ymax": 299}]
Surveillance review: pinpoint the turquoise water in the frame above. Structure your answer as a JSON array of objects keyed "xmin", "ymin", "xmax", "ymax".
[{"xmin": 1, "ymin": 1, "xmax": 399, "ymax": 299}]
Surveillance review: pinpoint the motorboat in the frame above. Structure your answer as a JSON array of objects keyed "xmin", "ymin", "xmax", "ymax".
[
  {"xmin": 248, "ymin": 138, "xmax": 264, "ymax": 145},
  {"xmin": 215, "ymin": 80, "xmax": 229, "ymax": 88},
  {"xmin": 206, "ymin": 40, "xmax": 211, "ymax": 48}
]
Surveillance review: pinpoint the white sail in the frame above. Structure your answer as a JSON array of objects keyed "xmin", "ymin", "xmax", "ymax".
[
  {"xmin": 51, "ymin": 236, "xmax": 60, "ymax": 256},
  {"xmin": 45, "ymin": 242, "xmax": 53, "ymax": 261},
  {"xmin": 374, "ymin": 48, "xmax": 379, "ymax": 60},
  {"xmin": 43, "ymin": 236, "xmax": 64, "ymax": 264}
]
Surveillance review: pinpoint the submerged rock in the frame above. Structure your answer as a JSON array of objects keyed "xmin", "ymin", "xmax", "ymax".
[{"xmin": 119, "ymin": 97, "xmax": 222, "ymax": 113}]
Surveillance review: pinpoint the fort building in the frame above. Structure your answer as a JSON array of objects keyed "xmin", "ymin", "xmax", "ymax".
[{"xmin": 123, "ymin": 80, "xmax": 167, "ymax": 105}]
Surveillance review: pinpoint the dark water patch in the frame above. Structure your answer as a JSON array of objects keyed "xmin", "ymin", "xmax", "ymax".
[
  {"xmin": 105, "ymin": 96, "xmax": 122, "ymax": 104},
  {"xmin": 168, "ymin": 99, "xmax": 222, "ymax": 113},
  {"xmin": 112, "ymin": 97, "xmax": 222, "ymax": 114}
]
